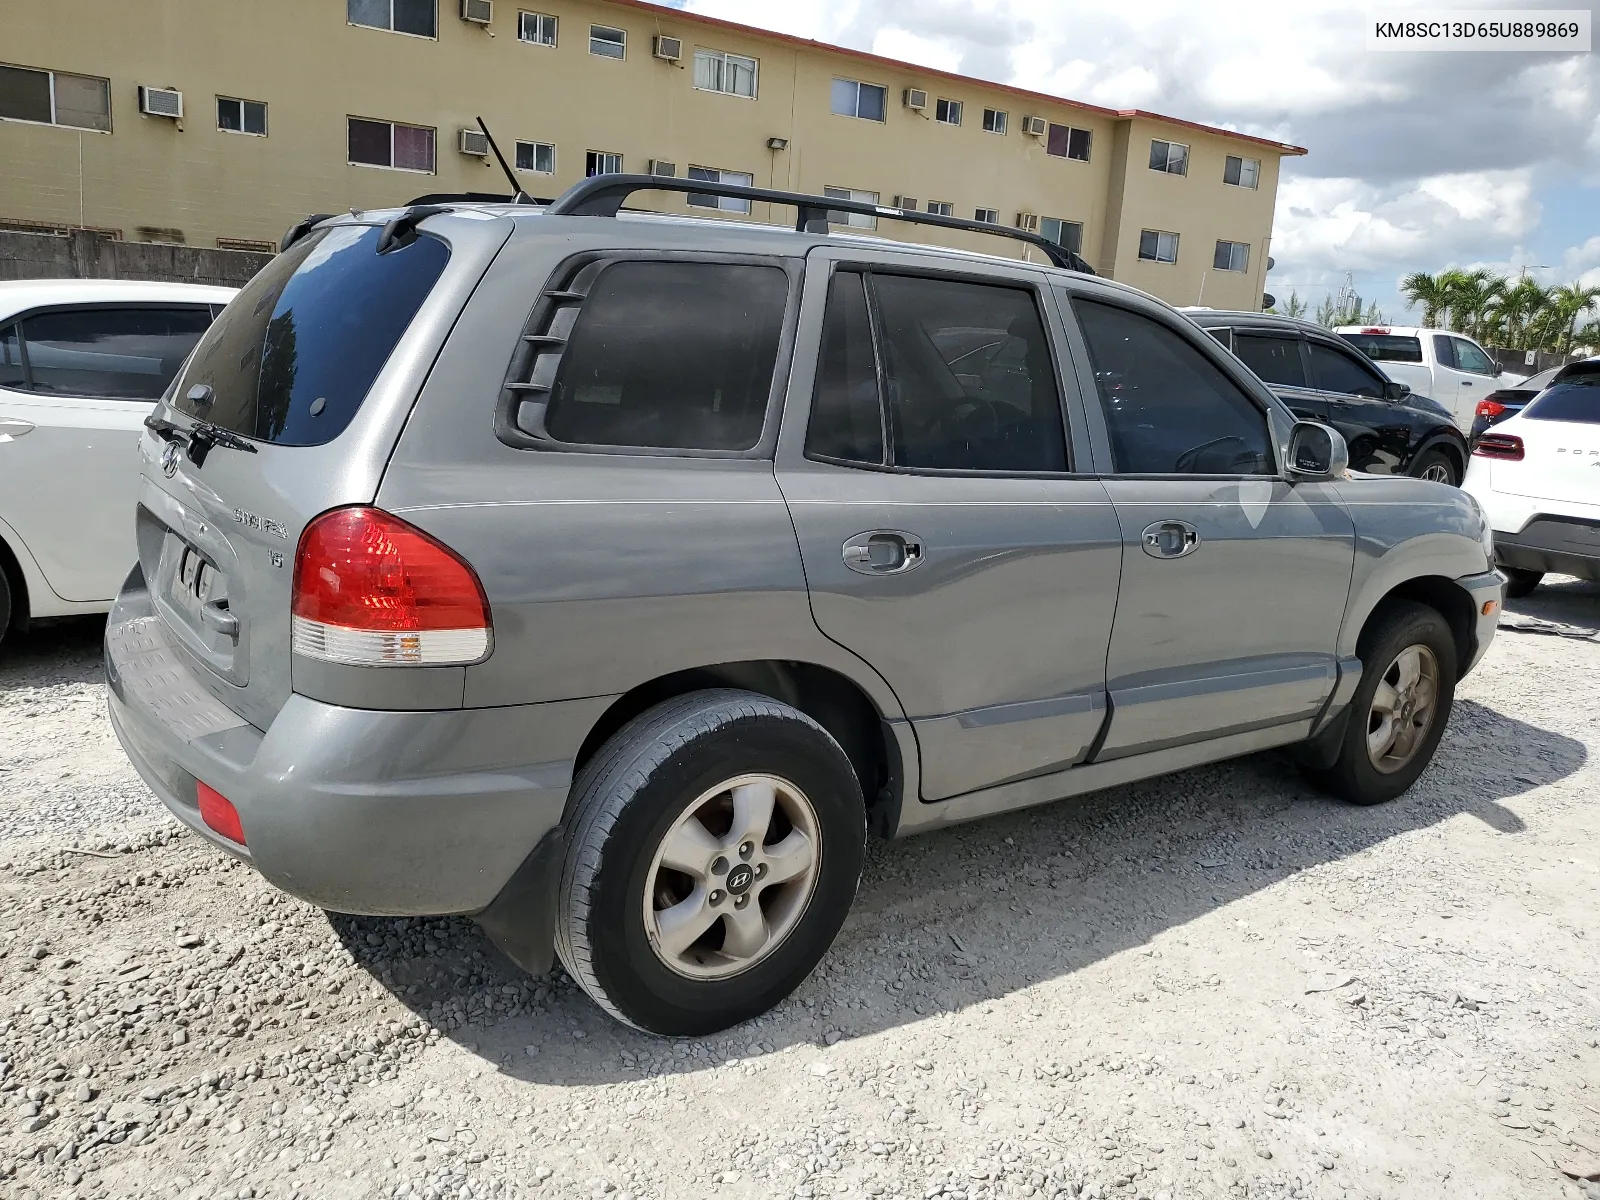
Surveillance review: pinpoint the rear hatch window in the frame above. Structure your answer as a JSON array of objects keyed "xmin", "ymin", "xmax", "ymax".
[
  {"xmin": 1339, "ymin": 333, "xmax": 1423, "ymax": 363},
  {"xmin": 170, "ymin": 224, "xmax": 450, "ymax": 446},
  {"xmin": 1523, "ymin": 374, "xmax": 1600, "ymax": 424}
]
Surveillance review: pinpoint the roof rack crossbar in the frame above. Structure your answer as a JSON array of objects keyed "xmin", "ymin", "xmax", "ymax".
[{"xmin": 543, "ymin": 175, "xmax": 1096, "ymax": 274}]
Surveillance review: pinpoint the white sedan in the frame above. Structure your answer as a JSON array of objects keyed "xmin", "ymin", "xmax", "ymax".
[
  {"xmin": 0, "ymin": 278, "xmax": 237, "ymax": 648},
  {"xmin": 1464, "ymin": 358, "xmax": 1600, "ymax": 597}
]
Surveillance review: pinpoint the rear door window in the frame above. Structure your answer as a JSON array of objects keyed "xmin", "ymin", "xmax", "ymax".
[
  {"xmin": 14, "ymin": 307, "xmax": 212, "ymax": 400},
  {"xmin": 1432, "ymin": 334, "xmax": 1458, "ymax": 369},
  {"xmin": 1307, "ymin": 341, "xmax": 1386, "ymax": 397},
  {"xmin": 543, "ymin": 260, "xmax": 788, "ymax": 451},
  {"xmin": 172, "ymin": 223, "xmax": 450, "ymax": 445},
  {"xmin": 805, "ymin": 270, "xmax": 884, "ymax": 465},
  {"xmin": 1074, "ymin": 299, "xmax": 1273, "ymax": 475},
  {"xmin": 1233, "ymin": 333, "xmax": 1307, "ymax": 387}
]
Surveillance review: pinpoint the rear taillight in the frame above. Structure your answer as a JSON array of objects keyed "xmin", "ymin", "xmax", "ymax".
[
  {"xmin": 197, "ymin": 782, "xmax": 246, "ymax": 845},
  {"xmin": 1475, "ymin": 399, "xmax": 1506, "ymax": 420},
  {"xmin": 291, "ymin": 506, "xmax": 491, "ymax": 666},
  {"xmin": 1472, "ymin": 434, "xmax": 1524, "ymax": 461}
]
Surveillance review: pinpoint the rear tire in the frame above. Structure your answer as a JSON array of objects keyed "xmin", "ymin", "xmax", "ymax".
[
  {"xmin": 1409, "ymin": 447, "xmax": 1460, "ymax": 487},
  {"xmin": 1501, "ymin": 567, "xmax": 1543, "ymax": 598},
  {"xmin": 554, "ymin": 690, "xmax": 865, "ymax": 1036},
  {"xmin": 1305, "ymin": 601, "xmax": 1457, "ymax": 806}
]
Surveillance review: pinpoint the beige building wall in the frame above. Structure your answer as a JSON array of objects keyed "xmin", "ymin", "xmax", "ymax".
[{"xmin": 0, "ymin": 0, "xmax": 1302, "ymax": 310}]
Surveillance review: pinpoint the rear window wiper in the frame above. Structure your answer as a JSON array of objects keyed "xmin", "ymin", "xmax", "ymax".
[{"xmin": 143, "ymin": 412, "xmax": 259, "ymax": 465}]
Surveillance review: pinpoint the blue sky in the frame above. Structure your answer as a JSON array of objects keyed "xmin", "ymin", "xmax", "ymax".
[{"xmin": 666, "ymin": 0, "xmax": 1599, "ymax": 322}]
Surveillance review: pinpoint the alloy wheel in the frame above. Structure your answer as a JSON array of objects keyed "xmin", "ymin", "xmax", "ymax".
[
  {"xmin": 642, "ymin": 773, "xmax": 822, "ymax": 980},
  {"xmin": 1419, "ymin": 462, "xmax": 1453, "ymax": 484},
  {"xmin": 1366, "ymin": 644, "xmax": 1440, "ymax": 774}
]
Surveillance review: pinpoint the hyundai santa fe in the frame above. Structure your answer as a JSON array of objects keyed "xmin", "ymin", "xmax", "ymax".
[{"xmin": 105, "ymin": 176, "xmax": 1502, "ymax": 1035}]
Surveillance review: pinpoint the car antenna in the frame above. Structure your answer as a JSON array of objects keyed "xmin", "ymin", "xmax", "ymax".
[{"xmin": 476, "ymin": 117, "xmax": 532, "ymax": 205}]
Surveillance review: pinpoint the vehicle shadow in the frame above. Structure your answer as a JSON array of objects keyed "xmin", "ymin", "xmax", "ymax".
[
  {"xmin": 329, "ymin": 693, "xmax": 1583, "ymax": 1084},
  {"xmin": 0, "ymin": 615, "xmax": 107, "ymax": 692}
]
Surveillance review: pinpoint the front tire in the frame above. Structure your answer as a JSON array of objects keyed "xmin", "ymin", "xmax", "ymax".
[
  {"xmin": 1501, "ymin": 567, "xmax": 1542, "ymax": 598},
  {"xmin": 1306, "ymin": 601, "xmax": 1457, "ymax": 805},
  {"xmin": 0, "ymin": 567, "xmax": 10, "ymax": 652},
  {"xmin": 1409, "ymin": 447, "xmax": 1460, "ymax": 487},
  {"xmin": 554, "ymin": 690, "xmax": 865, "ymax": 1036}
]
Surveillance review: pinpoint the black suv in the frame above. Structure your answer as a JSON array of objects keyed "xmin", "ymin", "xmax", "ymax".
[{"xmin": 1186, "ymin": 310, "xmax": 1468, "ymax": 486}]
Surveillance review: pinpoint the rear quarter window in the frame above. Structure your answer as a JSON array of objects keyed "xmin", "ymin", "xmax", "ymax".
[
  {"xmin": 173, "ymin": 224, "xmax": 450, "ymax": 445},
  {"xmin": 540, "ymin": 260, "xmax": 789, "ymax": 452}
]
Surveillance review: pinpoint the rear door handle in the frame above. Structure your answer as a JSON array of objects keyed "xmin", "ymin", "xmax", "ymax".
[
  {"xmin": 842, "ymin": 531, "xmax": 925, "ymax": 575},
  {"xmin": 0, "ymin": 418, "xmax": 35, "ymax": 441},
  {"xmin": 199, "ymin": 600, "xmax": 239, "ymax": 639},
  {"xmin": 1141, "ymin": 520, "xmax": 1200, "ymax": 560}
]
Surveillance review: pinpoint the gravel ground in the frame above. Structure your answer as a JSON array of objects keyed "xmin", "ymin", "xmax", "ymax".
[{"xmin": 2, "ymin": 580, "xmax": 1599, "ymax": 1200}]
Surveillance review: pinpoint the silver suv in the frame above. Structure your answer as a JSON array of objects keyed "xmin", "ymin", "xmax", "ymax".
[{"xmin": 106, "ymin": 176, "xmax": 1502, "ymax": 1035}]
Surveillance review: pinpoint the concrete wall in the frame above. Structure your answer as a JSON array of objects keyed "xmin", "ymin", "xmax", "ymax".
[
  {"xmin": 0, "ymin": 229, "xmax": 271, "ymax": 287},
  {"xmin": 0, "ymin": 0, "xmax": 1302, "ymax": 310}
]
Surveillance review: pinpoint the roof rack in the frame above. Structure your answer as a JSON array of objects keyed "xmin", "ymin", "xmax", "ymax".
[{"xmin": 542, "ymin": 174, "xmax": 1096, "ymax": 275}]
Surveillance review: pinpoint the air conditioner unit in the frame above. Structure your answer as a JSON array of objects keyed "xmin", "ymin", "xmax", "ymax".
[
  {"xmin": 903, "ymin": 88, "xmax": 928, "ymax": 111},
  {"xmin": 1016, "ymin": 212, "xmax": 1039, "ymax": 232},
  {"xmin": 893, "ymin": 195, "xmax": 918, "ymax": 211},
  {"xmin": 649, "ymin": 159, "xmax": 676, "ymax": 177},
  {"xmin": 1022, "ymin": 115, "xmax": 1048, "ymax": 137},
  {"xmin": 460, "ymin": 0, "xmax": 492, "ymax": 24},
  {"xmin": 459, "ymin": 127, "xmax": 490, "ymax": 156},
  {"xmin": 653, "ymin": 35, "xmax": 683, "ymax": 61},
  {"xmin": 138, "ymin": 86, "xmax": 183, "ymax": 119}
]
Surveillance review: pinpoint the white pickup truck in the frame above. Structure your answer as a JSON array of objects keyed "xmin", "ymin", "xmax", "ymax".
[{"xmin": 1336, "ymin": 326, "xmax": 1524, "ymax": 431}]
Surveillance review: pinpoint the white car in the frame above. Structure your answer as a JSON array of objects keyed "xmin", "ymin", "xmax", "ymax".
[
  {"xmin": 1464, "ymin": 358, "xmax": 1600, "ymax": 597},
  {"xmin": 1337, "ymin": 325, "xmax": 1523, "ymax": 431},
  {"xmin": 0, "ymin": 279, "xmax": 236, "ymax": 648}
]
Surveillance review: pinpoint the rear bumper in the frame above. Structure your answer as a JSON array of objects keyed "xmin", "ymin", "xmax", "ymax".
[
  {"xmin": 105, "ymin": 578, "xmax": 612, "ymax": 918},
  {"xmin": 1495, "ymin": 517, "xmax": 1600, "ymax": 582}
]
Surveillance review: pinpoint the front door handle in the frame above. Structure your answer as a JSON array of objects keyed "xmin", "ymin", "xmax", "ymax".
[
  {"xmin": 1141, "ymin": 520, "xmax": 1200, "ymax": 560},
  {"xmin": 0, "ymin": 418, "xmax": 35, "ymax": 442},
  {"xmin": 842, "ymin": 530, "xmax": 925, "ymax": 575}
]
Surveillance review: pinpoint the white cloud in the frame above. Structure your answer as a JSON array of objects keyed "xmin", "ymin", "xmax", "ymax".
[{"xmin": 869, "ymin": 28, "xmax": 962, "ymax": 73}]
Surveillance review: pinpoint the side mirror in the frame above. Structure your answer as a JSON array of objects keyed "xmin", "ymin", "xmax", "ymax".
[
  {"xmin": 1493, "ymin": 362, "xmax": 1504, "ymax": 377},
  {"xmin": 1286, "ymin": 420, "xmax": 1349, "ymax": 482},
  {"xmin": 1383, "ymin": 380, "xmax": 1411, "ymax": 401}
]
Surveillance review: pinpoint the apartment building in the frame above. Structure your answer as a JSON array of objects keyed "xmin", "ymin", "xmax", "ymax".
[{"xmin": 0, "ymin": 0, "xmax": 1305, "ymax": 308}]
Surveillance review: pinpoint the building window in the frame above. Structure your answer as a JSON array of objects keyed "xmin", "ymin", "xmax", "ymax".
[
  {"xmin": 693, "ymin": 49, "xmax": 757, "ymax": 98},
  {"xmin": 687, "ymin": 166, "xmax": 754, "ymax": 213},
  {"xmin": 518, "ymin": 11, "xmax": 557, "ymax": 46},
  {"xmin": 1149, "ymin": 139, "xmax": 1189, "ymax": 175},
  {"xmin": 974, "ymin": 207, "xmax": 999, "ymax": 224},
  {"xmin": 217, "ymin": 237, "xmax": 277, "ymax": 253},
  {"xmin": 1138, "ymin": 229, "xmax": 1179, "ymax": 263},
  {"xmin": 1213, "ymin": 240, "xmax": 1250, "ymax": 272},
  {"xmin": 1047, "ymin": 123, "xmax": 1092, "ymax": 162},
  {"xmin": 585, "ymin": 149, "xmax": 622, "ymax": 176},
  {"xmin": 830, "ymin": 77, "xmax": 887, "ymax": 122},
  {"xmin": 217, "ymin": 97, "xmax": 267, "ymax": 136},
  {"xmin": 926, "ymin": 201, "xmax": 953, "ymax": 217},
  {"xmin": 894, "ymin": 196, "xmax": 918, "ymax": 211},
  {"xmin": 347, "ymin": 0, "xmax": 436, "ymax": 38},
  {"xmin": 982, "ymin": 108, "xmax": 1007, "ymax": 134},
  {"xmin": 0, "ymin": 64, "xmax": 110, "ymax": 131},
  {"xmin": 589, "ymin": 24, "xmax": 625, "ymax": 59},
  {"xmin": 824, "ymin": 186, "xmax": 878, "ymax": 230},
  {"xmin": 347, "ymin": 117, "xmax": 435, "ymax": 172},
  {"xmin": 935, "ymin": 98, "xmax": 962, "ymax": 125},
  {"xmin": 1224, "ymin": 155, "xmax": 1260, "ymax": 189},
  {"xmin": 515, "ymin": 140, "xmax": 556, "ymax": 174},
  {"xmin": 1040, "ymin": 217, "xmax": 1083, "ymax": 255}
]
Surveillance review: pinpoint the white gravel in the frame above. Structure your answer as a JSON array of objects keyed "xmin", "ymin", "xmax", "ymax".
[{"xmin": 2, "ymin": 579, "xmax": 1599, "ymax": 1200}]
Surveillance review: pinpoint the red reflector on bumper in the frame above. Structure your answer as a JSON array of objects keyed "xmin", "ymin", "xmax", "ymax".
[{"xmin": 197, "ymin": 782, "xmax": 246, "ymax": 845}]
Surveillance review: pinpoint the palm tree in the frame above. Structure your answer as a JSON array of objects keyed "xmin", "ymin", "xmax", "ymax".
[
  {"xmin": 1488, "ymin": 277, "xmax": 1551, "ymax": 349},
  {"xmin": 1401, "ymin": 271, "xmax": 1453, "ymax": 327},
  {"xmin": 1544, "ymin": 283, "xmax": 1600, "ymax": 355},
  {"xmin": 1444, "ymin": 269, "xmax": 1505, "ymax": 342}
]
